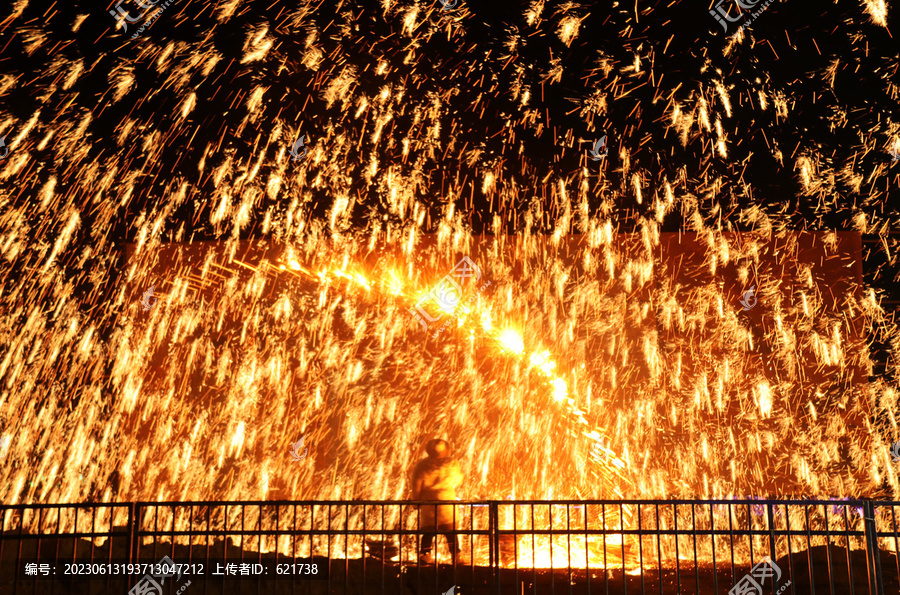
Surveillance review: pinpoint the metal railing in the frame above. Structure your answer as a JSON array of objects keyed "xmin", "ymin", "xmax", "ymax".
[{"xmin": 0, "ymin": 499, "xmax": 898, "ymax": 594}]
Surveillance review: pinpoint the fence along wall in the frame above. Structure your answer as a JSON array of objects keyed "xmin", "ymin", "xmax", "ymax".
[{"xmin": 0, "ymin": 499, "xmax": 897, "ymax": 594}]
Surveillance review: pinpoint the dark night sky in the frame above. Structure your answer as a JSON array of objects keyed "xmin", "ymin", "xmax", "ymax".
[{"xmin": 2, "ymin": 0, "xmax": 898, "ymax": 238}]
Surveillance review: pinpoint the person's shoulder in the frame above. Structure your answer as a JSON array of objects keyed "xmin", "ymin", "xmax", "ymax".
[{"xmin": 440, "ymin": 457, "xmax": 461, "ymax": 470}]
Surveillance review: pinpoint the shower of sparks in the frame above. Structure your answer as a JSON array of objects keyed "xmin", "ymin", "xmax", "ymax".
[
  {"xmin": 238, "ymin": 252, "xmax": 635, "ymax": 502},
  {"xmin": 0, "ymin": 0, "xmax": 899, "ymax": 571}
]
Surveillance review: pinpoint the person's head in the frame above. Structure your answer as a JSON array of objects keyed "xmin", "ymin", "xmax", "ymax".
[{"xmin": 425, "ymin": 438, "xmax": 451, "ymax": 459}]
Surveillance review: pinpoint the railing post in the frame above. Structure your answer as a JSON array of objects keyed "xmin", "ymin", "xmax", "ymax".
[
  {"xmin": 490, "ymin": 501, "xmax": 500, "ymax": 595},
  {"xmin": 126, "ymin": 502, "xmax": 137, "ymax": 592},
  {"xmin": 130, "ymin": 503, "xmax": 142, "ymax": 580},
  {"xmin": 862, "ymin": 501, "xmax": 884, "ymax": 595},
  {"xmin": 766, "ymin": 500, "xmax": 779, "ymax": 595}
]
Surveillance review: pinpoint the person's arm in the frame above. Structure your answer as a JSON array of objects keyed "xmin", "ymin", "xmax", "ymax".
[{"xmin": 450, "ymin": 460, "xmax": 463, "ymax": 490}]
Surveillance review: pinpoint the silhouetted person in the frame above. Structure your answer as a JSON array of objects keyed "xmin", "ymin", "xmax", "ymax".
[{"xmin": 410, "ymin": 438, "xmax": 463, "ymax": 563}]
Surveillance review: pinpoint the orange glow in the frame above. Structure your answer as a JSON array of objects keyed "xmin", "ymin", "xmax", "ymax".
[{"xmin": 498, "ymin": 329, "xmax": 525, "ymax": 353}]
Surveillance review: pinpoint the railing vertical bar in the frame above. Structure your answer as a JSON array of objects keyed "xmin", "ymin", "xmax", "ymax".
[
  {"xmin": 471, "ymin": 503, "xmax": 476, "ymax": 595},
  {"xmin": 805, "ymin": 502, "xmax": 816, "ymax": 595},
  {"xmin": 293, "ymin": 505, "xmax": 300, "ymax": 595},
  {"xmin": 378, "ymin": 504, "xmax": 384, "ymax": 595},
  {"xmin": 845, "ymin": 503, "xmax": 857, "ymax": 595},
  {"xmin": 236, "ymin": 503, "xmax": 242, "ymax": 592},
  {"xmin": 313, "ymin": 504, "xmax": 317, "ymax": 595},
  {"xmin": 452, "ymin": 501, "xmax": 457, "ymax": 590},
  {"xmin": 674, "ymin": 502, "xmax": 681, "ymax": 595},
  {"xmin": 88, "ymin": 505, "xmax": 97, "ymax": 593},
  {"xmin": 692, "ymin": 503, "xmax": 700, "ymax": 595},
  {"xmin": 327, "ymin": 504, "xmax": 333, "ymax": 594},
  {"xmin": 305, "ymin": 505, "xmax": 309, "ymax": 595},
  {"xmin": 462, "ymin": 504, "xmax": 467, "ymax": 591},
  {"xmin": 257, "ymin": 504, "xmax": 263, "ymax": 595},
  {"xmin": 490, "ymin": 500, "xmax": 502, "ymax": 595},
  {"xmin": 65, "ymin": 504, "xmax": 73, "ymax": 595},
  {"xmin": 414, "ymin": 502, "xmax": 420, "ymax": 595},
  {"xmin": 567, "ymin": 503, "xmax": 572, "ymax": 595},
  {"xmin": 125, "ymin": 502, "xmax": 134, "ymax": 590},
  {"xmin": 36, "ymin": 505, "xmax": 41, "ymax": 595},
  {"xmin": 531, "ymin": 503, "xmax": 537, "ymax": 595},
  {"xmin": 153, "ymin": 503, "xmax": 160, "ymax": 562},
  {"xmin": 42, "ymin": 505, "xmax": 51, "ymax": 595},
  {"xmin": 2, "ymin": 508, "xmax": 7, "ymax": 595},
  {"xmin": 88, "ymin": 506, "xmax": 95, "ymax": 591},
  {"xmin": 66, "ymin": 505, "xmax": 73, "ymax": 595},
  {"xmin": 601, "ymin": 503, "xmax": 608, "ymax": 595},
  {"xmin": 746, "ymin": 501, "xmax": 754, "ymax": 585},
  {"xmin": 394, "ymin": 502, "xmax": 399, "ymax": 595},
  {"xmin": 1, "ymin": 507, "xmax": 8, "ymax": 595},
  {"xmin": 637, "ymin": 504, "xmax": 644, "ymax": 595},
  {"xmin": 18, "ymin": 505, "xmax": 26, "ymax": 595},
  {"xmin": 585, "ymin": 504, "xmax": 590, "ymax": 595},
  {"xmin": 620, "ymin": 504, "xmax": 626, "ymax": 595},
  {"xmin": 256, "ymin": 504, "xmax": 266, "ymax": 595},
  {"xmin": 292, "ymin": 503, "xmax": 298, "ymax": 595},
  {"xmin": 359, "ymin": 504, "xmax": 365, "ymax": 594},
  {"xmin": 104, "ymin": 505, "xmax": 113, "ymax": 593},
  {"xmin": 728, "ymin": 501, "xmax": 736, "ymax": 588},
  {"xmin": 186, "ymin": 504, "xmax": 193, "ymax": 592},
  {"xmin": 710, "ymin": 502, "xmax": 718, "ymax": 595},
  {"xmin": 26, "ymin": 506, "xmax": 33, "ymax": 595},
  {"xmin": 434, "ymin": 504, "xmax": 439, "ymax": 594},
  {"xmin": 343, "ymin": 503, "xmax": 349, "ymax": 595},
  {"xmin": 863, "ymin": 500, "xmax": 885, "ymax": 595},
  {"xmin": 246, "ymin": 504, "xmax": 252, "ymax": 595},
  {"xmin": 342, "ymin": 504, "xmax": 350, "ymax": 593},
  {"xmin": 846, "ymin": 505, "xmax": 857, "ymax": 595},
  {"xmin": 130, "ymin": 503, "xmax": 140, "ymax": 592},
  {"xmin": 39, "ymin": 505, "xmax": 48, "ymax": 595},
  {"xmin": 140, "ymin": 502, "xmax": 149, "ymax": 564},
  {"xmin": 513, "ymin": 503, "xmax": 519, "ymax": 595},
  {"xmin": 889, "ymin": 504, "xmax": 900, "ymax": 595},
  {"xmin": 550, "ymin": 503, "xmax": 555, "ymax": 595},
  {"xmin": 656, "ymin": 503, "xmax": 663, "ymax": 595},
  {"xmin": 783, "ymin": 503, "xmax": 796, "ymax": 595},
  {"xmin": 205, "ymin": 502, "xmax": 213, "ymax": 595},
  {"xmin": 273, "ymin": 504, "xmax": 281, "ymax": 595},
  {"xmin": 824, "ymin": 503, "xmax": 836, "ymax": 595},
  {"xmin": 767, "ymin": 501, "xmax": 777, "ymax": 595}
]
